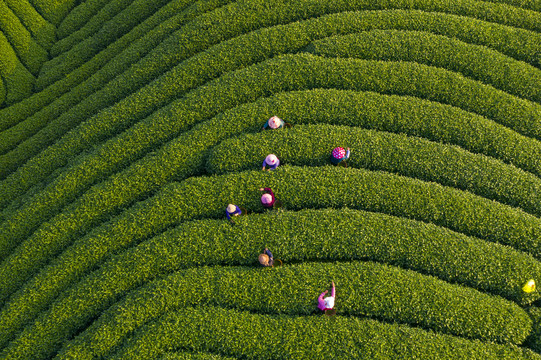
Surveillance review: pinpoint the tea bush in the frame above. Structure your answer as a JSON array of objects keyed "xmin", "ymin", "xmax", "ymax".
[
  {"xmin": 0, "ymin": 1, "xmax": 48, "ymax": 75},
  {"xmin": 2, "ymin": 208, "xmax": 538, "ymax": 354},
  {"xmin": 2, "ymin": 51, "xmax": 539, "ymax": 259},
  {"xmin": 90, "ymin": 306, "xmax": 540, "ymax": 360},
  {"xmin": 306, "ymin": 29, "xmax": 541, "ymax": 103},
  {"xmin": 3, "ymin": 262, "xmax": 532, "ymax": 359},
  {"xmin": 3, "ymin": 0, "xmax": 56, "ymax": 50},
  {"xmin": 0, "ymin": 0, "xmax": 219, "ymax": 155},
  {"xmin": 39, "ymin": 0, "xmax": 172, "ymax": 87},
  {"xmin": 207, "ymin": 124, "xmax": 541, "ymax": 216}
]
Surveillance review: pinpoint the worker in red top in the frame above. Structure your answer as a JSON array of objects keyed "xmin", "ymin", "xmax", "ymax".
[{"xmin": 259, "ymin": 188, "xmax": 275, "ymax": 208}]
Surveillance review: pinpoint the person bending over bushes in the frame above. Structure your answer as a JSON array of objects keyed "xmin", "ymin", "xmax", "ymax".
[
  {"xmin": 318, "ymin": 281, "xmax": 336, "ymax": 315},
  {"xmin": 261, "ymin": 115, "xmax": 292, "ymax": 130},
  {"xmin": 262, "ymin": 154, "xmax": 280, "ymax": 171},
  {"xmin": 225, "ymin": 203, "xmax": 242, "ymax": 224},
  {"xmin": 331, "ymin": 147, "xmax": 350, "ymax": 167}
]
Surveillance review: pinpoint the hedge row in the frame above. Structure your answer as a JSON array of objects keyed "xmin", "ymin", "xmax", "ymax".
[
  {"xmin": 1, "ymin": 8, "xmax": 539, "ymax": 180},
  {"xmin": 482, "ymin": 0, "xmax": 541, "ymax": 12},
  {"xmin": 56, "ymin": 0, "xmax": 126, "ymax": 40},
  {"xmin": 2, "ymin": 165, "xmax": 541, "ymax": 344},
  {"xmin": 4, "ymin": 261, "xmax": 533, "ymax": 359},
  {"xmin": 160, "ymin": 353, "xmax": 238, "ymax": 360},
  {"xmin": 0, "ymin": 75, "xmax": 5, "ymax": 105},
  {"xmin": 80, "ymin": 306, "xmax": 540, "ymax": 360},
  {"xmin": 0, "ymin": 31, "xmax": 35, "ymax": 106},
  {"xmin": 50, "ymin": 0, "xmax": 136, "ymax": 56},
  {"xmin": 306, "ymin": 29, "xmax": 541, "ymax": 104},
  {"xmin": 0, "ymin": 0, "xmax": 220, "ymax": 154},
  {"xmin": 2, "ymin": 207, "xmax": 539, "ymax": 355},
  {"xmin": 527, "ymin": 306, "xmax": 541, "ymax": 354},
  {"xmin": 207, "ymin": 124, "xmax": 541, "ymax": 217},
  {"xmin": 1, "ymin": 52, "xmax": 539, "ymax": 262},
  {"xmin": 3, "ymin": 0, "xmax": 56, "ymax": 50},
  {"xmin": 38, "ymin": 0, "xmax": 173, "ymax": 90},
  {"xmin": 0, "ymin": 0, "xmax": 47, "ymax": 75},
  {"xmin": 28, "ymin": 0, "xmax": 77, "ymax": 26}
]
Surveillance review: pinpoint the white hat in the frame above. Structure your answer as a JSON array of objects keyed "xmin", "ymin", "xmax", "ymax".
[
  {"xmin": 265, "ymin": 154, "xmax": 278, "ymax": 165},
  {"xmin": 226, "ymin": 204, "xmax": 236, "ymax": 213},
  {"xmin": 268, "ymin": 116, "xmax": 282, "ymax": 129},
  {"xmin": 324, "ymin": 296, "xmax": 335, "ymax": 309}
]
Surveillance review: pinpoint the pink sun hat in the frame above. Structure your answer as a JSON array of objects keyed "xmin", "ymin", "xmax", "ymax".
[
  {"xmin": 261, "ymin": 193, "xmax": 273, "ymax": 205},
  {"xmin": 265, "ymin": 154, "xmax": 278, "ymax": 165},
  {"xmin": 332, "ymin": 147, "xmax": 346, "ymax": 159},
  {"xmin": 268, "ymin": 116, "xmax": 282, "ymax": 129}
]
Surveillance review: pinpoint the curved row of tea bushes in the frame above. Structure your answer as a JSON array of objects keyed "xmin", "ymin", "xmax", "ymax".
[
  {"xmin": 0, "ymin": 76, "xmax": 5, "ymax": 105},
  {"xmin": 207, "ymin": 124, "xmax": 541, "ymax": 217},
  {"xmin": 35, "ymin": 0, "xmax": 199, "ymax": 91},
  {"xmin": 3, "ymin": 262, "xmax": 533, "ymax": 359},
  {"xmin": 1, "ymin": 52, "xmax": 540, "ymax": 261},
  {"xmin": 0, "ymin": 32, "xmax": 35, "ymax": 106},
  {"xmin": 0, "ymin": 0, "xmax": 225, "ymax": 153},
  {"xmin": 1, "ymin": 9, "xmax": 538, "ymax": 178},
  {"xmin": 160, "ymin": 353, "xmax": 238, "ymax": 360},
  {"xmin": 306, "ymin": 29, "xmax": 541, "ymax": 104},
  {"xmin": 3, "ymin": 0, "xmax": 56, "ymax": 50},
  {"xmin": 2, "ymin": 166, "xmax": 541, "ymax": 343},
  {"xmin": 74, "ymin": 307, "xmax": 540, "ymax": 360},
  {"xmin": 481, "ymin": 0, "xmax": 540, "ymax": 12},
  {"xmin": 2, "ymin": 208, "xmax": 539, "ymax": 354},
  {"xmin": 5, "ymin": 0, "xmax": 541, "ymax": 148},
  {"xmin": 48, "ymin": 0, "xmax": 137, "ymax": 57},
  {"xmin": 29, "ymin": 0, "xmax": 78, "ymax": 26},
  {"xmin": 527, "ymin": 306, "xmax": 541, "ymax": 353},
  {"xmin": 39, "ymin": 0, "xmax": 172, "ymax": 88},
  {"xmin": 0, "ymin": 1, "xmax": 47, "ymax": 76},
  {"xmin": 0, "ymin": 7, "xmax": 541, "ymax": 136}
]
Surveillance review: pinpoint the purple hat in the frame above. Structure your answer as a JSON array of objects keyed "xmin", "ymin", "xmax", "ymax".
[
  {"xmin": 261, "ymin": 193, "xmax": 273, "ymax": 205},
  {"xmin": 265, "ymin": 154, "xmax": 278, "ymax": 165}
]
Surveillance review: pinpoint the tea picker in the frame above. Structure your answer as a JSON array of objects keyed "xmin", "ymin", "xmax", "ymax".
[
  {"xmin": 262, "ymin": 154, "xmax": 280, "ymax": 171},
  {"xmin": 259, "ymin": 187, "xmax": 283, "ymax": 209},
  {"xmin": 261, "ymin": 115, "xmax": 292, "ymax": 131},
  {"xmin": 225, "ymin": 203, "xmax": 242, "ymax": 225},
  {"xmin": 331, "ymin": 147, "xmax": 350, "ymax": 167},
  {"xmin": 258, "ymin": 247, "xmax": 282, "ymax": 267},
  {"xmin": 318, "ymin": 281, "xmax": 336, "ymax": 316}
]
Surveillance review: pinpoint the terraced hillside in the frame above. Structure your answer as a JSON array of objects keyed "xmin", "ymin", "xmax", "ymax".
[{"xmin": 1, "ymin": 0, "xmax": 541, "ymax": 358}]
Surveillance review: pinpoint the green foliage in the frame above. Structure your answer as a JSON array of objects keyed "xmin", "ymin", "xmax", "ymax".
[
  {"xmin": 56, "ymin": 0, "xmax": 126, "ymax": 40},
  {"xmin": 104, "ymin": 306, "xmax": 540, "ymax": 360},
  {"xmin": 160, "ymin": 353, "xmax": 238, "ymax": 360},
  {"xmin": 0, "ymin": 31, "xmax": 35, "ymax": 105},
  {"xmin": 3, "ymin": 0, "xmax": 56, "ymax": 50},
  {"xmin": 0, "ymin": 0, "xmax": 218, "ymax": 155},
  {"xmin": 28, "ymin": 0, "xmax": 76, "ymax": 26},
  {"xmin": 2, "ymin": 165, "xmax": 541, "ymax": 350},
  {"xmin": 6, "ymin": 262, "xmax": 532, "ymax": 359},
  {"xmin": 1, "ymin": 50, "xmax": 540, "ymax": 266},
  {"xmin": 306, "ymin": 29, "xmax": 541, "ymax": 103},
  {"xmin": 4, "ymin": 207, "xmax": 541, "ymax": 357},
  {"xmin": 0, "ymin": 1, "xmax": 48, "ymax": 76},
  {"xmin": 1, "ymin": 6, "xmax": 539, "ymax": 189},
  {"xmin": 48, "ymin": 0, "xmax": 136, "ymax": 57},
  {"xmin": 208, "ymin": 124, "xmax": 541, "ymax": 217}
]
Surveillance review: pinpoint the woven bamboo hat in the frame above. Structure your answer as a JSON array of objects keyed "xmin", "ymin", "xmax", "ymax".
[
  {"xmin": 268, "ymin": 116, "xmax": 282, "ymax": 129},
  {"xmin": 226, "ymin": 204, "xmax": 236, "ymax": 213},
  {"xmin": 258, "ymin": 253, "xmax": 270, "ymax": 266},
  {"xmin": 265, "ymin": 154, "xmax": 278, "ymax": 165},
  {"xmin": 261, "ymin": 193, "xmax": 273, "ymax": 205}
]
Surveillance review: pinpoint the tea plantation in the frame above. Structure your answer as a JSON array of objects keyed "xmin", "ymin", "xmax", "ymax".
[{"xmin": 0, "ymin": 0, "xmax": 541, "ymax": 358}]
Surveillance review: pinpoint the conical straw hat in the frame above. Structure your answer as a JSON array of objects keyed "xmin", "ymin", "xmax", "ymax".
[{"xmin": 258, "ymin": 253, "xmax": 270, "ymax": 266}]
